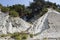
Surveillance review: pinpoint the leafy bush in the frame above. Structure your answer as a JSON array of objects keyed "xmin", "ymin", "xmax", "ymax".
[
  {"xmin": 0, "ymin": 34, "xmax": 7, "ymax": 37},
  {"xmin": 11, "ymin": 33, "xmax": 21, "ymax": 40},
  {"xmin": 0, "ymin": 6, "xmax": 2, "ymax": 9},
  {"xmin": 39, "ymin": 8, "xmax": 48, "ymax": 17},
  {"xmin": 11, "ymin": 33, "xmax": 28, "ymax": 40},
  {"xmin": 42, "ymin": 8, "xmax": 48, "ymax": 13},
  {"xmin": 30, "ymin": 34, "xmax": 33, "ymax": 38},
  {"xmin": 22, "ymin": 36, "xmax": 27, "ymax": 39},
  {"xmin": 1, "ymin": 7, "xmax": 9, "ymax": 13},
  {"xmin": 9, "ymin": 10, "xmax": 19, "ymax": 17},
  {"xmin": 55, "ymin": 8, "xmax": 60, "ymax": 12},
  {"xmin": 0, "ymin": 4, "xmax": 2, "ymax": 9}
]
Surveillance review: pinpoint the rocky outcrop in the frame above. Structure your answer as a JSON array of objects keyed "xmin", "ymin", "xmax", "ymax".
[
  {"xmin": 0, "ymin": 9, "xmax": 60, "ymax": 40},
  {"xmin": 0, "ymin": 12, "xmax": 32, "ymax": 34},
  {"xmin": 32, "ymin": 9, "xmax": 60, "ymax": 40}
]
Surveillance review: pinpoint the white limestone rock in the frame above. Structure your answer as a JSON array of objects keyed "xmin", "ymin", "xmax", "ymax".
[
  {"xmin": 32, "ymin": 9, "xmax": 60, "ymax": 40},
  {"xmin": 0, "ymin": 9, "xmax": 60, "ymax": 40},
  {"xmin": 0, "ymin": 12, "xmax": 31, "ymax": 34}
]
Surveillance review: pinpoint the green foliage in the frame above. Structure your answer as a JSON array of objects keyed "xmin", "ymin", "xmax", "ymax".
[
  {"xmin": 43, "ymin": 37, "xmax": 48, "ymax": 40},
  {"xmin": 9, "ymin": 10, "xmax": 19, "ymax": 17},
  {"xmin": 29, "ymin": 0, "xmax": 47, "ymax": 17},
  {"xmin": 0, "ymin": 34, "xmax": 7, "ymax": 37},
  {"xmin": 22, "ymin": 36, "xmax": 27, "ymax": 39},
  {"xmin": 0, "ymin": 0, "xmax": 59, "ymax": 21},
  {"xmin": 0, "ymin": 4, "xmax": 2, "ymax": 9},
  {"xmin": 55, "ymin": 8, "xmax": 60, "ymax": 12},
  {"xmin": 8, "ymin": 4, "xmax": 26, "ymax": 17},
  {"xmin": 30, "ymin": 34, "xmax": 33, "ymax": 38},
  {"xmin": 1, "ymin": 7, "xmax": 9, "ymax": 13},
  {"xmin": 42, "ymin": 8, "xmax": 48, "ymax": 13},
  {"xmin": 0, "ymin": 32, "xmax": 29, "ymax": 40},
  {"xmin": 11, "ymin": 32, "xmax": 28, "ymax": 40}
]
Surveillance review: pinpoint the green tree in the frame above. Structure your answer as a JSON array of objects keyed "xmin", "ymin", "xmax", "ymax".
[
  {"xmin": 28, "ymin": 0, "xmax": 47, "ymax": 17},
  {"xmin": 9, "ymin": 10, "xmax": 19, "ymax": 17},
  {"xmin": 8, "ymin": 4, "xmax": 26, "ymax": 17},
  {"xmin": 1, "ymin": 7, "xmax": 9, "ymax": 13},
  {"xmin": 0, "ymin": 4, "xmax": 2, "ymax": 9}
]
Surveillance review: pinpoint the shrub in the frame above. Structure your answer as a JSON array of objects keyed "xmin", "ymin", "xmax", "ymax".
[
  {"xmin": 0, "ymin": 6, "xmax": 2, "ymax": 9},
  {"xmin": 0, "ymin": 34, "xmax": 7, "ymax": 37},
  {"xmin": 55, "ymin": 8, "xmax": 60, "ymax": 12},
  {"xmin": 43, "ymin": 37, "xmax": 48, "ymax": 40},
  {"xmin": 38, "ymin": 8, "xmax": 48, "ymax": 17},
  {"xmin": 22, "ymin": 36, "xmax": 27, "ymax": 39},
  {"xmin": 9, "ymin": 10, "xmax": 19, "ymax": 17},
  {"xmin": 1, "ymin": 7, "xmax": 9, "ymax": 13},
  {"xmin": 11, "ymin": 33, "xmax": 28, "ymax": 40},
  {"xmin": 30, "ymin": 34, "xmax": 33, "ymax": 38},
  {"xmin": 11, "ymin": 33, "xmax": 21, "ymax": 40},
  {"xmin": 42, "ymin": 8, "xmax": 48, "ymax": 13},
  {"xmin": 0, "ymin": 4, "xmax": 2, "ymax": 9}
]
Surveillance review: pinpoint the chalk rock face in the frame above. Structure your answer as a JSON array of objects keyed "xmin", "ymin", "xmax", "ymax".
[
  {"xmin": 32, "ymin": 13, "xmax": 49, "ymax": 34},
  {"xmin": 0, "ymin": 12, "xmax": 9, "ymax": 34},
  {"xmin": 0, "ymin": 12, "xmax": 31, "ymax": 34},
  {"xmin": 32, "ymin": 9, "xmax": 60, "ymax": 40},
  {"xmin": 0, "ymin": 9, "xmax": 60, "ymax": 40}
]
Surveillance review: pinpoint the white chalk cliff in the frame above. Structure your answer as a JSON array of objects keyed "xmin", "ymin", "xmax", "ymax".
[
  {"xmin": 0, "ymin": 11, "xmax": 32, "ymax": 34},
  {"xmin": 32, "ymin": 9, "xmax": 60, "ymax": 40},
  {"xmin": 0, "ymin": 8, "xmax": 60, "ymax": 40}
]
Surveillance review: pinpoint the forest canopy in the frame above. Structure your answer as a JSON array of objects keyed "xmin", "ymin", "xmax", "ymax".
[{"xmin": 0, "ymin": 0, "xmax": 60, "ymax": 21}]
